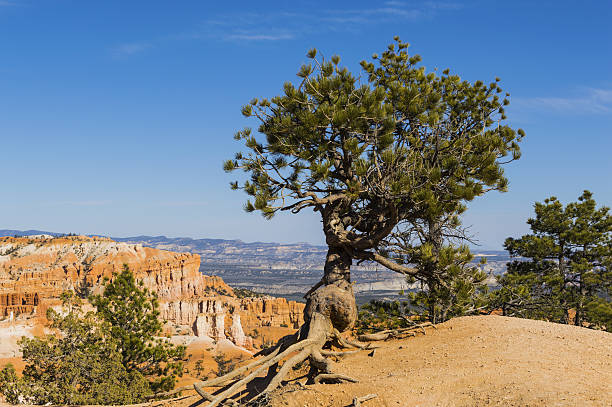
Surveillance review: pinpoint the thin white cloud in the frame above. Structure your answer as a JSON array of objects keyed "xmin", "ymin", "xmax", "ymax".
[
  {"xmin": 424, "ymin": 1, "xmax": 463, "ymax": 10},
  {"xmin": 177, "ymin": 2, "xmax": 460, "ymax": 44},
  {"xmin": 112, "ymin": 2, "xmax": 461, "ymax": 53},
  {"xmin": 111, "ymin": 42, "xmax": 152, "ymax": 57},
  {"xmin": 0, "ymin": 1, "xmax": 17, "ymax": 6},
  {"xmin": 336, "ymin": 6, "xmax": 422, "ymax": 19},
  {"xmin": 514, "ymin": 88, "xmax": 612, "ymax": 114},
  {"xmin": 323, "ymin": 1, "xmax": 461, "ymax": 24}
]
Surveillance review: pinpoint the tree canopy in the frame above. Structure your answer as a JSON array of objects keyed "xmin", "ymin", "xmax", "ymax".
[
  {"xmin": 0, "ymin": 292, "xmax": 149, "ymax": 405},
  {"xmin": 225, "ymin": 37, "xmax": 524, "ymax": 278}
]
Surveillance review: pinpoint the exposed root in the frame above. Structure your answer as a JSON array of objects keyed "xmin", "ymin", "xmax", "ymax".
[
  {"xmin": 255, "ymin": 348, "xmax": 311, "ymax": 397},
  {"xmin": 313, "ymin": 373, "xmax": 359, "ymax": 384},
  {"xmin": 358, "ymin": 322, "xmax": 436, "ymax": 342},
  {"xmin": 193, "ymin": 385, "xmax": 238, "ymax": 406},
  {"xmin": 338, "ymin": 337, "xmax": 375, "ymax": 349},
  {"xmin": 154, "ymin": 320, "xmax": 432, "ymax": 405},
  {"xmin": 189, "ymin": 312, "xmax": 368, "ymax": 406},
  {"xmin": 331, "ymin": 330, "xmax": 376, "ymax": 350},
  {"xmin": 315, "ymin": 348, "xmax": 336, "ymax": 368},
  {"xmin": 196, "ymin": 338, "xmax": 318, "ymax": 407},
  {"xmin": 358, "ymin": 331, "xmax": 415, "ymax": 341},
  {"xmin": 352, "ymin": 393, "xmax": 378, "ymax": 406},
  {"xmin": 145, "ymin": 335, "xmax": 298, "ymax": 401},
  {"xmin": 320, "ymin": 349, "xmax": 360, "ymax": 357}
]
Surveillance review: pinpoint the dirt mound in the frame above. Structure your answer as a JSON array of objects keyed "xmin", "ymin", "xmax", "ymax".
[{"xmin": 268, "ymin": 315, "xmax": 611, "ymax": 406}]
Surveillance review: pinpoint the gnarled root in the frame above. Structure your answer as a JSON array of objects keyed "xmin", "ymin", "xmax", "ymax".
[
  {"xmin": 358, "ymin": 322, "xmax": 436, "ymax": 342},
  {"xmin": 332, "ymin": 332, "xmax": 376, "ymax": 350},
  {"xmin": 352, "ymin": 393, "xmax": 378, "ymax": 406},
  {"xmin": 189, "ymin": 312, "xmax": 360, "ymax": 406}
]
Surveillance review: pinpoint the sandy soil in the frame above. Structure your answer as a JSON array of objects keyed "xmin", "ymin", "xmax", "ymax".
[
  {"xmin": 268, "ymin": 315, "xmax": 612, "ymax": 407},
  {"xmin": 2, "ymin": 316, "xmax": 610, "ymax": 406}
]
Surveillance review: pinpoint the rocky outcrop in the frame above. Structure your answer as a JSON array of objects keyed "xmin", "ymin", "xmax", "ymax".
[
  {"xmin": 238, "ymin": 297, "xmax": 304, "ymax": 329},
  {"xmin": 0, "ymin": 235, "xmax": 233, "ymax": 317},
  {"xmin": 0, "ymin": 235, "xmax": 304, "ymax": 349},
  {"xmin": 193, "ymin": 300, "xmax": 226, "ymax": 340},
  {"xmin": 230, "ymin": 314, "xmax": 249, "ymax": 347}
]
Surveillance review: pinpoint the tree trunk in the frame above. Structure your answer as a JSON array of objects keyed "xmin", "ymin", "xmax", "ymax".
[
  {"xmin": 305, "ymin": 246, "xmax": 357, "ymax": 332},
  {"xmin": 429, "ymin": 302, "xmax": 436, "ymax": 324},
  {"xmin": 575, "ymin": 283, "xmax": 584, "ymax": 326},
  {"xmin": 558, "ymin": 244, "xmax": 569, "ymax": 324}
]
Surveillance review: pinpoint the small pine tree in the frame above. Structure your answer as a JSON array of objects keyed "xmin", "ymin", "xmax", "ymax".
[
  {"xmin": 406, "ymin": 245, "xmax": 489, "ymax": 323},
  {"xmin": 356, "ymin": 300, "xmax": 413, "ymax": 333},
  {"xmin": 0, "ymin": 292, "xmax": 150, "ymax": 405},
  {"xmin": 381, "ymin": 206, "xmax": 490, "ymax": 324},
  {"xmin": 0, "ymin": 266, "xmax": 188, "ymax": 404},
  {"xmin": 491, "ymin": 191, "xmax": 611, "ymax": 330},
  {"xmin": 90, "ymin": 265, "xmax": 186, "ymax": 392}
]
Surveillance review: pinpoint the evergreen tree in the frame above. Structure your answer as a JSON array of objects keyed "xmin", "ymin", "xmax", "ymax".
[
  {"xmin": 0, "ymin": 292, "xmax": 150, "ymax": 405},
  {"xmin": 210, "ymin": 37, "xmax": 524, "ymax": 402},
  {"xmin": 492, "ymin": 191, "xmax": 611, "ymax": 330},
  {"xmin": 380, "ymin": 206, "xmax": 490, "ymax": 323},
  {"xmin": 405, "ymin": 245, "xmax": 489, "ymax": 323},
  {"xmin": 356, "ymin": 299, "xmax": 413, "ymax": 334},
  {"xmin": 90, "ymin": 265, "xmax": 186, "ymax": 392}
]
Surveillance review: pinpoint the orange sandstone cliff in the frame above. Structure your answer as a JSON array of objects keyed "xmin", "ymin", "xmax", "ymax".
[{"xmin": 0, "ymin": 235, "xmax": 303, "ymax": 348}]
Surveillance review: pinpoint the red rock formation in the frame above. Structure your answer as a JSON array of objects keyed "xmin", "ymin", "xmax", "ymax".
[
  {"xmin": 0, "ymin": 236, "xmax": 233, "ymax": 318},
  {"xmin": 0, "ymin": 235, "xmax": 304, "ymax": 348},
  {"xmin": 238, "ymin": 297, "xmax": 304, "ymax": 329}
]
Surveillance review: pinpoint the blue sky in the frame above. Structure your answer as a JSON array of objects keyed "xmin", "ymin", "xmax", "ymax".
[{"xmin": 1, "ymin": 0, "xmax": 610, "ymax": 249}]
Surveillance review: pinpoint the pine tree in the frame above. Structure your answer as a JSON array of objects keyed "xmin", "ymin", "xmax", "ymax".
[
  {"xmin": 492, "ymin": 191, "xmax": 611, "ymax": 330},
  {"xmin": 90, "ymin": 265, "xmax": 186, "ymax": 392},
  {"xmin": 379, "ymin": 205, "xmax": 490, "ymax": 323},
  {"xmin": 208, "ymin": 37, "xmax": 524, "ymax": 403},
  {"xmin": 0, "ymin": 292, "xmax": 150, "ymax": 405},
  {"xmin": 404, "ymin": 245, "xmax": 489, "ymax": 323}
]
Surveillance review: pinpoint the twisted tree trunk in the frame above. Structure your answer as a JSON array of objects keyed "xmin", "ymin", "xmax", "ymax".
[{"xmin": 305, "ymin": 246, "xmax": 358, "ymax": 333}]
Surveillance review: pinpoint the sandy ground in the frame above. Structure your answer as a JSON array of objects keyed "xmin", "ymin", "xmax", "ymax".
[
  {"xmin": 268, "ymin": 316, "xmax": 612, "ymax": 407},
  {"xmin": 2, "ymin": 315, "xmax": 611, "ymax": 406}
]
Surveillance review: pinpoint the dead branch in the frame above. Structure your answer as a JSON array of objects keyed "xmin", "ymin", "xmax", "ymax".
[
  {"xmin": 352, "ymin": 393, "xmax": 378, "ymax": 406},
  {"xmin": 313, "ymin": 373, "xmax": 359, "ymax": 384},
  {"xmin": 358, "ymin": 322, "xmax": 436, "ymax": 342}
]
